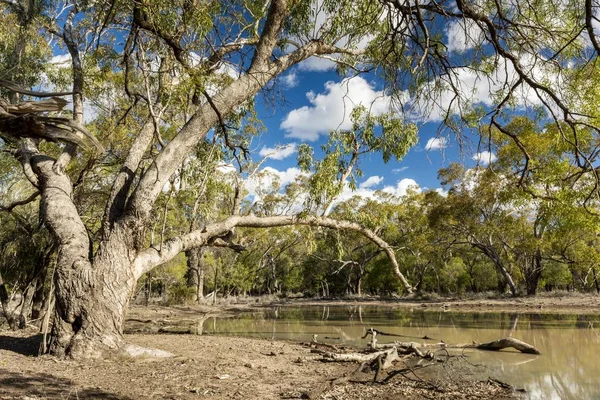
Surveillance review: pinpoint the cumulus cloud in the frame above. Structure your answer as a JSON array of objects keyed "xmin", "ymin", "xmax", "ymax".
[
  {"xmin": 435, "ymin": 187, "xmax": 449, "ymax": 197},
  {"xmin": 240, "ymin": 164, "xmax": 423, "ymax": 214},
  {"xmin": 50, "ymin": 53, "xmax": 71, "ymax": 68},
  {"xmin": 424, "ymin": 137, "xmax": 448, "ymax": 151},
  {"xmin": 298, "ymin": 56, "xmax": 337, "ymax": 72},
  {"xmin": 216, "ymin": 163, "xmax": 237, "ymax": 174},
  {"xmin": 258, "ymin": 143, "xmax": 298, "ymax": 160},
  {"xmin": 296, "ymin": 35, "xmax": 374, "ymax": 72},
  {"xmin": 414, "ymin": 54, "xmax": 549, "ymax": 123},
  {"xmin": 359, "ymin": 176, "xmax": 383, "ymax": 189},
  {"xmin": 280, "ymin": 76, "xmax": 393, "ymax": 141},
  {"xmin": 281, "ymin": 72, "xmax": 299, "ymax": 89},
  {"xmin": 445, "ymin": 20, "xmax": 485, "ymax": 53},
  {"xmin": 382, "ymin": 178, "xmax": 421, "ymax": 197},
  {"xmin": 244, "ymin": 166, "xmax": 306, "ymax": 199},
  {"xmin": 472, "ymin": 151, "xmax": 497, "ymax": 165}
]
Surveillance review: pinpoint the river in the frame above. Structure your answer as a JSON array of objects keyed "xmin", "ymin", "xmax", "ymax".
[{"xmin": 199, "ymin": 305, "xmax": 600, "ymax": 399}]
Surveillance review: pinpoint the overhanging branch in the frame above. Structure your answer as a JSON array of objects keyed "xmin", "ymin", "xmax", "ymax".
[{"xmin": 133, "ymin": 214, "xmax": 413, "ymax": 293}]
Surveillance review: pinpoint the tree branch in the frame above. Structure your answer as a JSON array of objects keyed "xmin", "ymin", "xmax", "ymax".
[
  {"xmin": 250, "ymin": 0, "xmax": 289, "ymax": 71},
  {"xmin": 125, "ymin": 38, "xmax": 339, "ymax": 224},
  {"xmin": 54, "ymin": 6, "xmax": 85, "ymax": 172},
  {"xmin": 0, "ymin": 191, "xmax": 39, "ymax": 212},
  {"xmin": 133, "ymin": 214, "xmax": 413, "ymax": 293},
  {"xmin": 0, "ymin": 80, "xmax": 73, "ymax": 98}
]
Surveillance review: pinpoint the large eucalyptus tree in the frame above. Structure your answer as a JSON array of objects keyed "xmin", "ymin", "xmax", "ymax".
[{"xmin": 1, "ymin": 0, "xmax": 599, "ymax": 358}]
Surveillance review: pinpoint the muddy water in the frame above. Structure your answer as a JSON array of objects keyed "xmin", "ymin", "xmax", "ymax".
[{"xmin": 201, "ymin": 306, "xmax": 600, "ymax": 400}]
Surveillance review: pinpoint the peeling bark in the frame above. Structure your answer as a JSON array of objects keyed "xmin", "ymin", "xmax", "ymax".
[{"xmin": 5, "ymin": 0, "xmax": 380, "ymax": 359}]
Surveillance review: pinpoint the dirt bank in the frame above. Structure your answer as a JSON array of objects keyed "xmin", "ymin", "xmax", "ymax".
[
  {"xmin": 0, "ymin": 328, "xmax": 516, "ymax": 399},
  {"xmin": 269, "ymin": 292, "xmax": 600, "ymax": 314},
  {"xmin": 5, "ymin": 294, "xmax": 592, "ymax": 399}
]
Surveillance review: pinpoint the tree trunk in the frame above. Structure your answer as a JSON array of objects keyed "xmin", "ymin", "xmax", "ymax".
[
  {"xmin": 0, "ymin": 270, "xmax": 17, "ymax": 329},
  {"xmin": 476, "ymin": 244, "xmax": 518, "ymax": 296},
  {"xmin": 525, "ymin": 251, "xmax": 543, "ymax": 296},
  {"xmin": 51, "ymin": 253, "xmax": 136, "ymax": 357},
  {"xmin": 18, "ymin": 284, "xmax": 35, "ymax": 328},
  {"xmin": 30, "ymin": 245, "xmax": 53, "ymax": 322},
  {"xmin": 186, "ymin": 248, "xmax": 205, "ymax": 302},
  {"xmin": 49, "ymin": 224, "xmax": 137, "ymax": 358},
  {"xmin": 31, "ymin": 272, "xmax": 47, "ymax": 321}
]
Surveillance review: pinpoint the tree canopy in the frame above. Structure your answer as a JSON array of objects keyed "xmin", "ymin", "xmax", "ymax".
[{"xmin": 2, "ymin": 0, "xmax": 600, "ymax": 358}]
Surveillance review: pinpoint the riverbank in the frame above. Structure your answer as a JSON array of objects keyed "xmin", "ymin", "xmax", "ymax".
[
  {"xmin": 269, "ymin": 291, "xmax": 600, "ymax": 314},
  {"xmin": 0, "ymin": 327, "xmax": 517, "ymax": 399},
  {"xmin": 4, "ymin": 293, "xmax": 597, "ymax": 399}
]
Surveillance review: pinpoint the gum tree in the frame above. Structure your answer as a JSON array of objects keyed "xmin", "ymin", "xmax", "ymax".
[{"xmin": 1, "ymin": 0, "xmax": 600, "ymax": 358}]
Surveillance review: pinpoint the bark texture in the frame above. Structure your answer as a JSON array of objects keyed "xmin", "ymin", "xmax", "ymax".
[{"xmin": 8, "ymin": 0, "xmax": 405, "ymax": 358}]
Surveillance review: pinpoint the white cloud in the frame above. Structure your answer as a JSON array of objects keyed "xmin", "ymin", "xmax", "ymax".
[
  {"xmin": 216, "ymin": 163, "xmax": 237, "ymax": 174},
  {"xmin": 325, "ymin": 177, "xmax": 422, "ymax": 214},
  {"xmin": 258, "ymin": 143, "xmax": 298, "ymax": 160},
  {"xmin": 472, "ymin": 151, "xmax": 497, "ymax": 165},
  {"xmin": 50, "ymin": 53, "xmax": 71, "ymax": 68},
  {"xmin": 359, "ymin": 176, "xmax": 383, "ymax": 189},
  {"xmin": 298, "ymin": 56, "xmax": 337, "ymax": 72},
  {"xmin": 382, "ymin": 178, "xmax": 421, "ymax": 197},
  {"xmin": 413, "ymin": 54, "xmax": 548, "ymax": 123},
  {"xmin": 424, "ymin": 137, "xmax": 448, "ymax": 151},
  {"xmin": 281, "ymin": 72, "xmax": 299, "ymax": 89},
  {"xmin": 281, "ymin": 76, "xmax": 393, "ymax": 141},
  {"xmin": 242, "ymin": 164, "xmax": 423, "ymax": 214},
  {"xmin": 435, "ymin": 187, "xmax": 449, "ymax": 197},
  {"xmin": 445, "ymin": 20, "xmax": 484, "ymax": 53},
  {"xmin": 392, "ymin": 167, "xmax": 409, "ymax": 174},
  {"xmin": 244, "ymin": 166, "xmax": 306, "ymax": 200}
]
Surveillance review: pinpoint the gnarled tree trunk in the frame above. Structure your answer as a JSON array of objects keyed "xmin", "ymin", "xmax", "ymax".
[
  {"xmin": 10, "ymin": 0, "xmax": 411, "ymax": 359},
  {"xmin": 49, "ymin": 230, "xmax": 137, "ymax": 358},
  {"xmin": 525, "ymin": 250, "xmax": 543, "ymax": 296},
  {"xmin": 185, "ymin": 247, "xmax": 205, "ymax": 302}
]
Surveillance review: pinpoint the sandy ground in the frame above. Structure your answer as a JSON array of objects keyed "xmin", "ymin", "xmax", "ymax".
[
  {"xmin": 0, "ymin": 330, "xmax": 515, "ymax": 400},
  {"xmin": 3, "ymin": 293, "xmax": 595, "ymax": 400}
]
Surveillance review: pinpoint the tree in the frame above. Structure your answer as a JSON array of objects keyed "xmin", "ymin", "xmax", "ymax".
[
  {"xmin": 2, "ymin": 0, "xmax": 600, "ymax": 359},
  {"xmin": 0, "ymin": 0, "xmax": 424, "ymax": 358},
  {"xmin": 431, "ymin": 164, "xmax": 521, "ymax": 295}
]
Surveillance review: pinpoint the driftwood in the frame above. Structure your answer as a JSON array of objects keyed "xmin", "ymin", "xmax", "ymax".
[
  {"xmin": 374, "ymin": 337, "xmax": 540, "ymax": 355},
  {"xmin": 473, "ymin": 337, "xmax": 540, "ymax": 354},
  {"xmin": 299, "ymin": 329, "xmax": 539, "ymax": 398},
  {"xmin": 360, "ymin": 326, "xmax": 540, "ymax": 355},
  {"xmin": 309, "ymin": 327, "xmax": 540, "ymax": 385}
]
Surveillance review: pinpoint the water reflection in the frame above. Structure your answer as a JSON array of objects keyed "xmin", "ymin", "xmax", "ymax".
[{"xmin": 203, "ymin": 306, "xmax": 600, "ymax": 399}]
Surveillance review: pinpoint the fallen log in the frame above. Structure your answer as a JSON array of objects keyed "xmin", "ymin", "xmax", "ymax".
[
  {"xmin": 474, "ymin": 337, "xmax": 540, "ymax": 355},
  {"xmin": 312, "ymin": 347, "xmax": 398, "ymax": 364},
  {"xmin": 372, "ymin": 338, "xmax": 540, "ymax": 355}
]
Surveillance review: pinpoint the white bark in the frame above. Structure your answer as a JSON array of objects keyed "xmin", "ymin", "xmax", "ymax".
[
  {"xmin": 133, "ymin": 214, "xmax": 413, "ymax": 293},
  {"xmin": 7, "ymin": 0, "xmax": 370, "ymax": 357}
]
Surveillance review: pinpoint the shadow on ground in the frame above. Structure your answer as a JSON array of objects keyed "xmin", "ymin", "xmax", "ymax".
[
  {"xmin": 0, "ymin": 333, "xmax": 43, "ymax": 356},
  {"xmin": 0, "ymin": 369, "xmax": 129, "ymax": 399}
]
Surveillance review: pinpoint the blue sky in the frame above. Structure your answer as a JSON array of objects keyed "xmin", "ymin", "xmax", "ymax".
[
  {"xmin": 235, "ymin": 13, "xmax": 554, "ymax": 203},
  {"xmin": 248, "ymin": 62, "xmax": 494, "ymax": 200},
  {"xmin": 48, "ymin": 11, "xmax": 526, "ymax": 203}
]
